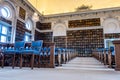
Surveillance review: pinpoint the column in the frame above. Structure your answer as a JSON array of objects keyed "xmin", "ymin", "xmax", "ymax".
[
  {"xmin": 31, "ymin": 22, "xmax": 36, "ymax": 41},
  {"xmin": 113, "ymin": 40, "xmax": 120, "ymax": 71}
]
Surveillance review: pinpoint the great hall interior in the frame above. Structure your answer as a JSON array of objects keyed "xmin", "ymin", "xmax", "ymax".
[{"xmin": 0, "ymin": 0, "xmax": 120, "ymax": 80}]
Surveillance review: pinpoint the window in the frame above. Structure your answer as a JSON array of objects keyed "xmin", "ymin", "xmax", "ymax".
[
  {"xmin": 0, "ymin": 25, "xmax": 1, "ymax": 31},
  {"xmin": 0, "ymin": 6, "xmax": 11, "ymax": 19},
  {"xmin": 1, "ymin": 35, "xmax": 7, "ymax": 42},
  {"xmin": 24, "ymin": 33, "xmax": 31, "ymax": 42},
  {"xmin": 25, "ymin": 19, "xmax": 32, "ymax": 42},
  {"xmin": 25, "ymin": 35, "xmax": 29, "ymax": 42},
  {"xmin": 0, "ymin": 6, "xmax": 12, "ymax": 43},
  {"xmin": 2, "ymin": 26, "xmax": 7, "ymax": 35},
  {"xmin": 25, "ymin": 19, "xmax": 33, "ymax": 31},
  {"xmin": 0, "ymin": 24, "xmax": 8, "ymax": 43}
]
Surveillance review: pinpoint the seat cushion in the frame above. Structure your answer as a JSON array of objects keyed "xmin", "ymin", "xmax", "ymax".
[
  {"xmin": 3, "ymin": 50, "xmax": 20, "ymax": 54},
  {"xmin": 21, "ymin": 50, "xmax": 39, "ymax": 55},
  {"xmin": 112, "ymin": 52, "xmax": 115, "ymax": 55},
  {"xmin": 54, "ymin": 52, "xmax": 58, "ymax": 55}
]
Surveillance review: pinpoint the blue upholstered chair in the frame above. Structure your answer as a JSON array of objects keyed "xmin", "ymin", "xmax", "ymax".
[
  {"xmin": 60, "ymin": 48, "xmax": 66, "ymax": 64},
  {"xmin": 55, "ymin": 48, "xmax": 59, "ymax": 66},
  {"xmin": 55, "ymin": 48, "xmax": 62, "ymax": 66},
  {"xmin": 55, "ymin": 48, "xmax": 59, "ymax": 55},
  {"xmin": 20, "ymin": 40, "xmax": 43, "ymax": 69},
  {"xmin": 21, "ymin": 40, "xmax": 43, "ymax": 55},
  {"xmin": 0, "ymin": 42, "xmax": 8, "ymax": 68},
  {"xmin": 110, "ymin": 46, "xmax": 115, "ymax": 55},
  {"xmin": 3, "ymin": 41, "xmax": 25, "ymax": 68},
  {"xmin": 109, "ymin": 46, "xmax": 115, "ymax": 66}
]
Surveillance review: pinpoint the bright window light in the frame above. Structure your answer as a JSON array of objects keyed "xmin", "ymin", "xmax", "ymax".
[
  {"xmin": 1, "ymin": 36, "xmax": 7, "ymax": 42},
  {"xmin": 25, "ymin": 35, "xmax": 29, "ymax": 42},
  {"xmin": 26, "ymin": 20, "xmax": 32, "ymax": 30},
  {"xmin": 1, "ymin": 7, "xmax": 11, "ymax": 18},
  {"xmin": 2, "ymin": 26, "xmax": 7, "ymax": 35},
  {"xmin": 1, "ymin": 8, "xmax": 8, "ymax": 18}
]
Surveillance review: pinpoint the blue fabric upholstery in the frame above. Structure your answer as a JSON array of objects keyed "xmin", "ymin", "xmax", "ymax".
[
  {"xmin": 96, "ymin": 48, "xmax": 104, "ymax": 52},
  {"xmin": 4, "ymin": 50, "xmax": 17, "ymax": 53},
  {"xmin": 112, "ymin": 52, "xmax": 115, "ymax": 55},
  {"xmin": 104, "ymin": 48, "xmax": 109, "ymax": 51},
  {"xmin": 4, "ymin": 41, "xmax": 25, "ymax": 54},
  {"xmin": 15, "ymin": 41, "xmax": 25, "ymax": 50},
  {"xmin": 21, "ymin": 50, "xmax": 39, "ymax": 54},
  {"xmin": 110, "ymin": 46, "xmax": 114, "ymax": 52},
  {"xmin": 110, "ymin": 46, "xmax": 115, "ymax": 55},
  {"xmin": 45, "ymin": 47, "xmax": 50, "ymax": 55},
  {"xmin": 21, "ymin": 40, "xmax": 43, "ymax": 55},
  {"xmin": 59, "ymin": 48, "xmax": 66, "ymax": 54},
  {"xmin": 55, "ymin": 48, "xmax": 59, "ymax": 55},
  {"xmin": 40, "ymin": 47, "xmax": 50, "ymax": 55}
]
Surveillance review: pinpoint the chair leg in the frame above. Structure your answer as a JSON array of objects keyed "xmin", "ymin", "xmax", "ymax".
[
  {"xmin": 31, "ymin": 54, "xmax": 34, "ymax": 69},
  {"xmin": 12, "ymin": 54, "xmax": 15, "ymax": 69},
  {"xmin": 38, "ymin": 55, "xmax": 40, "ymax": 68},
  {"xmin": 20, "ymin": 54, "xmax": 22, "ymax": 69},
  {"xmin": 1, "ymin": 54, "xmax": 4, "ymax": 68}
]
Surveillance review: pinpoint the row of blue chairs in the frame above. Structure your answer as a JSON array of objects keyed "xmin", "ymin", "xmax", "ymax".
[
  {"xmin": 0, "ymin": 40, "xmax": 52, "ymax": 69},
  {"xmin": 92, "ymin": 47, "xmax": 115, "ymax": 68},
  {"xmin": 0, "ymin": 41, "xmax": 77, "ymax": 69},
  {"xmin": 55, "ymin": 48, "xmax": 77, "ymax": 66}
]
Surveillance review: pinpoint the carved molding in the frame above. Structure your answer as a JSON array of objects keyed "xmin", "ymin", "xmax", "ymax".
[
  {"xmin": 103, "ymin": 17, "xmax": 120, "ymax": 34},
  {"xmin": 52, "ymin": 20, "xmax": 67, "ymax": 36}
]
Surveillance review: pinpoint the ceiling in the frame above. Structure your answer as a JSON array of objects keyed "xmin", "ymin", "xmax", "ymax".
[{"xmin": 28, "ymin": 0, "xmax": 120, "ymax": 15}]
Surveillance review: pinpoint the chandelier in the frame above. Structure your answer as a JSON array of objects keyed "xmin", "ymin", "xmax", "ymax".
[{"xmin": 32, "ymin": 0, "xmax": 39, "ymax": 22}]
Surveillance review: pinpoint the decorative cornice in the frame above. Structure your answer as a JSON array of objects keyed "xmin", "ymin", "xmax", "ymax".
[
  {"xmin": 42, "ymin": 7, "xmax": 120, "ymax": 22},
  {"xmin": 44, "ymin": 7, "xmax": 120, "ymax": 17},
  {"xmin": 53, "ymin": 19, "xmax": 66, "ymax": 25}
]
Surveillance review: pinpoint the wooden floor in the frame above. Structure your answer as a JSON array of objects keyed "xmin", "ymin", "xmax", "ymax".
[{"xmin": 0, "ymin": 57, "xmax": 120, "ymax": 80}]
